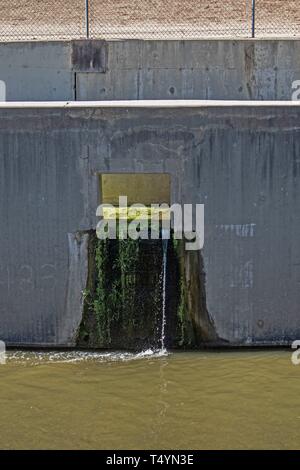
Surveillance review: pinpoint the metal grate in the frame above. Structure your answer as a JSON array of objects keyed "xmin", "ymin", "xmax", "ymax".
[{"xmin": 0, "ymin": 1, "xmax": 300, "ymax": 42}]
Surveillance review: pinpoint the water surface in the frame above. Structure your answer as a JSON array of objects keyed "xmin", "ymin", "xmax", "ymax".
[{"xmin": 0, "ymin": 350, "xmax": 299, "ymax": 449}]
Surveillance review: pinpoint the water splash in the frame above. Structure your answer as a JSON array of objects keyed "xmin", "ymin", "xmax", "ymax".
[
  {"xmin": 6, "ymin": 348, "xmax": 168, "ymax": 365},
  {"xmin": 161, "ymin": 229, "xmax": 169, "ymax": 353}
]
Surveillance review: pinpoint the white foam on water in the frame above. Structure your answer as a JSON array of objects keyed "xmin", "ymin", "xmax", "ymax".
[{"xmin": 6, "ymin": 348, "xmax": 169, "ymax": 365}]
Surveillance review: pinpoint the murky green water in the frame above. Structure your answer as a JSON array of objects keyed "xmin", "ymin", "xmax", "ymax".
[{"xmin": 0, "ymin": 350, "xmax": 299, "ymax": 450}]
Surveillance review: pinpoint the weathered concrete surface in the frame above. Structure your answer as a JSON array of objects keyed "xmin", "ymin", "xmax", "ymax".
[
  {"xmin": 0, "ymin": 42, "xmax": 74, "ymax": 101},
  {"xmin": 0, "ymin": 102, "xmax": 300, "ymax": 346},
  {"xmin": 58, "ymin": 232, "xmax": 89, "ymax": 345},
  {"xmin": 76, "ymin": 40, "xmax": 300, "ymax": 101},
  {"xmin": 1, "ymin": 40, "xmax": 300, "ymax": 101}
]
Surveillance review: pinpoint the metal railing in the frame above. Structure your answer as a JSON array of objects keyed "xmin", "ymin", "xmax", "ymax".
[{"xmin": 0, "ymin": 1, "xmax": 299, "ymax": 42}]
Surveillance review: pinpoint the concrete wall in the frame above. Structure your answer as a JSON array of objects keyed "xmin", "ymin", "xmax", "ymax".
[
  {"xmin": 0, "ymin": 40, "xmax": 300, "ymax": 101},
  {"xmin": 0, "ymin": 101, "xmax": 300, "ymax": 347},
  {"xmin": 0, "ymin": 42, "xmax": 74, "ymax": 101}
]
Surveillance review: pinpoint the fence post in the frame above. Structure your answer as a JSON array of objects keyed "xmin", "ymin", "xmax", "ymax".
[
  {"xmin": 251, "ymin": 0, "xmax": 256, "ymax": 38},
  {"xmin": 85, "ymin": 0, "xmax": 90, "ymax": 39}
]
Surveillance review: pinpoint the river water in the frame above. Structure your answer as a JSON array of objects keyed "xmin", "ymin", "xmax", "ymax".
[{"xmin": 0, "ymin": 349, "xmax": 299, "ymax": 449}]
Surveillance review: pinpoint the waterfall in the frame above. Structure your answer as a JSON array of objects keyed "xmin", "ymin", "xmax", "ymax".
[{"xmin": 161, "ymin": 230, "xmax": 169, "ymax": 352}]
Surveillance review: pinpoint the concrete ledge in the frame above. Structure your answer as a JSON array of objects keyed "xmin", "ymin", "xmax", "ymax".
[{"xmin": 1, "ymin": 100, "xmax": 300, "ymax": 108}]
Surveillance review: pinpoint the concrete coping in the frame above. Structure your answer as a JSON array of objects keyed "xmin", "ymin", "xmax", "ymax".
[{"xmin": 1, "ymin": 100, "xmax": 300, "ymax": 109}]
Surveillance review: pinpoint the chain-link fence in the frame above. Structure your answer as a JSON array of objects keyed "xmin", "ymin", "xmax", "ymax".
[
  {"xmin": 88, "ymin": 0, "xmax": 252, "ymax": 39},
  {"xmin": 0, "ymin": 0, "xmax": 86, "ymax": 40},
  {"xmin": 0, "ymin": 1, "xmax": 299, "ymax": 41},
  {"xmin": 255, "ymin": 0, "xmax": 300, "ymax": 37}
]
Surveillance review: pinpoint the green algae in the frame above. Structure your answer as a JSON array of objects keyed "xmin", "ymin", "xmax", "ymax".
[{"xmin": 77, "ymin": 231, "xmax": 202, "ymax": 350}]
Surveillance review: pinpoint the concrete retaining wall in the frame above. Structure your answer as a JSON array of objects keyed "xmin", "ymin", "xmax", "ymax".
[
  {"xmin": 0, "ymin": 101, "xmax": 300, "ymax": 347},
  {"xmin": 0, "ymin": 40, "xmax": 300, "ymax": 101}
]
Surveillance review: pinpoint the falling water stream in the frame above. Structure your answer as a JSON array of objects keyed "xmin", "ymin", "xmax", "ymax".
[{"xmin": 161, "ymin": 230, "xmax": 169, "ymax": 352}]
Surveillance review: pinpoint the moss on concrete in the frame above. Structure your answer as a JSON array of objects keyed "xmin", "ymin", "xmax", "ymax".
[{"xmin": 77, "ymin": 231, "xmax": 216, "ymax": 350}]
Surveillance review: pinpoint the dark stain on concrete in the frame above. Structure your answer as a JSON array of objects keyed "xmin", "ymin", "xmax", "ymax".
[
  {"xmin": 182, "ymin": 248, "xmax": 223, "ymax": 344},
  {"xmin": 244, "ymin": 43, "xmax": 256, "ymax": 99},
  {"xmin": 71, "ymin": 40, "xmax": 108, "ymax": 73}
]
